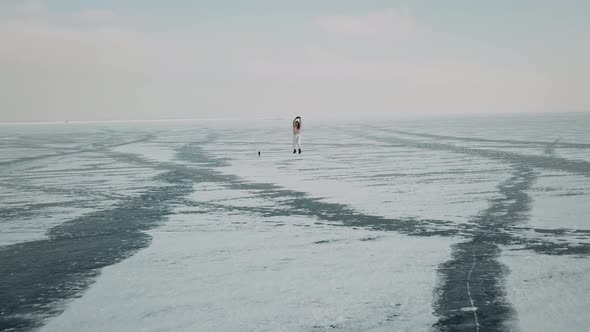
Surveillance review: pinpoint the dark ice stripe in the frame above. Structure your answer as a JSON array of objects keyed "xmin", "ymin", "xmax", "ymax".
[
  {"xmin": 433, "ymin": 166, "xmax": 536, "ymax": 331},
  {"xmin": 389, "ymin": 129, "xmax": 590, "ymax": 149},
  {"xmin": 0, "ymin": 170, "xmax": 193, "ymax": 331}
]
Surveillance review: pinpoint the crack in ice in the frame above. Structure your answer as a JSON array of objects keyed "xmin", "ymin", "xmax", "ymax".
[{"xmin": 467, "ymin": 236, "xmax": 482, "ymax": 332}]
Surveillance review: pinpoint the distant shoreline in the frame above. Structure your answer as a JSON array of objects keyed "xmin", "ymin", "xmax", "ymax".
[{"xmin": 0, "ymin": 110, "xmax": 588, "ymax": 125}]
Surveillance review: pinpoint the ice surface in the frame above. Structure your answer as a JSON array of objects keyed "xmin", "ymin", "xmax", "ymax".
[
  {"xmin": 206, "ymin": 127, "xmax": 506, "ymax": 224},
  {"xmin": 2, "ymin": 113, "xmax": 590, "ymax": 331},
  {"xmin": 500, "ymin": 249, "xmax": 590, "ymax": 331},
  {"xmin": 528, "ymin": 173, "xmax": 590, "ymax": 229},
  {"xmin": 40, "ymin": 206, "xmax": 457, "ymax": 332},
  {"xmin": 0, "ymin": 126, "xmax": 163, "ymax": 245},
  {"xmin": 112, "ymin": 143, "xmax": 178, "ymax": 163}
]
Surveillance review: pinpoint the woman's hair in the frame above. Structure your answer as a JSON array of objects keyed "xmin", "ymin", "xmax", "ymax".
[{"xmin": 296, "ymin": 122, "xmax": 300, "ymax": 129}]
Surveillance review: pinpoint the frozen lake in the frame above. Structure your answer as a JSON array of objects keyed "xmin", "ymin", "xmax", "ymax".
[{"xmin": 1, "ymin": 113, "xmax": 590, "ymax": 331}]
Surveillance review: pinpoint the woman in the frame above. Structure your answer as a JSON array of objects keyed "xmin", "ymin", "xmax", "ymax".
[{"xmin": 293, "ymin": 116, "xmax": 302, "ymax": 154}]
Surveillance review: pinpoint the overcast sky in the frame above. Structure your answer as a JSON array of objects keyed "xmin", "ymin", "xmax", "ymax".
[{"xmin": 1, "ymin": 0, "xmax": 589, "ymax": 122}]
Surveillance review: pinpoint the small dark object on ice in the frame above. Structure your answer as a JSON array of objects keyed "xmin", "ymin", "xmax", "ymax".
[
  {"xmin": 293, "ymin": 149, "xmax": 296, "ymax": 154},
  {"xmin": 298, "ymin": 149, "xmax": 301, "ymax": 154},
  {"xmin": 258, "ymin": 151, "xmax": 261, "ymax": 157}
]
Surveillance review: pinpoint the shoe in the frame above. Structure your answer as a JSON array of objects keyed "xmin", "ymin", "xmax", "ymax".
[
  {"xmin": 298, "ymin": 149, "xmax": 301, "ymax": 154},
  {"xmin": 293, "ymin": 149, "xmax": 296, "ymax": 154}
]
